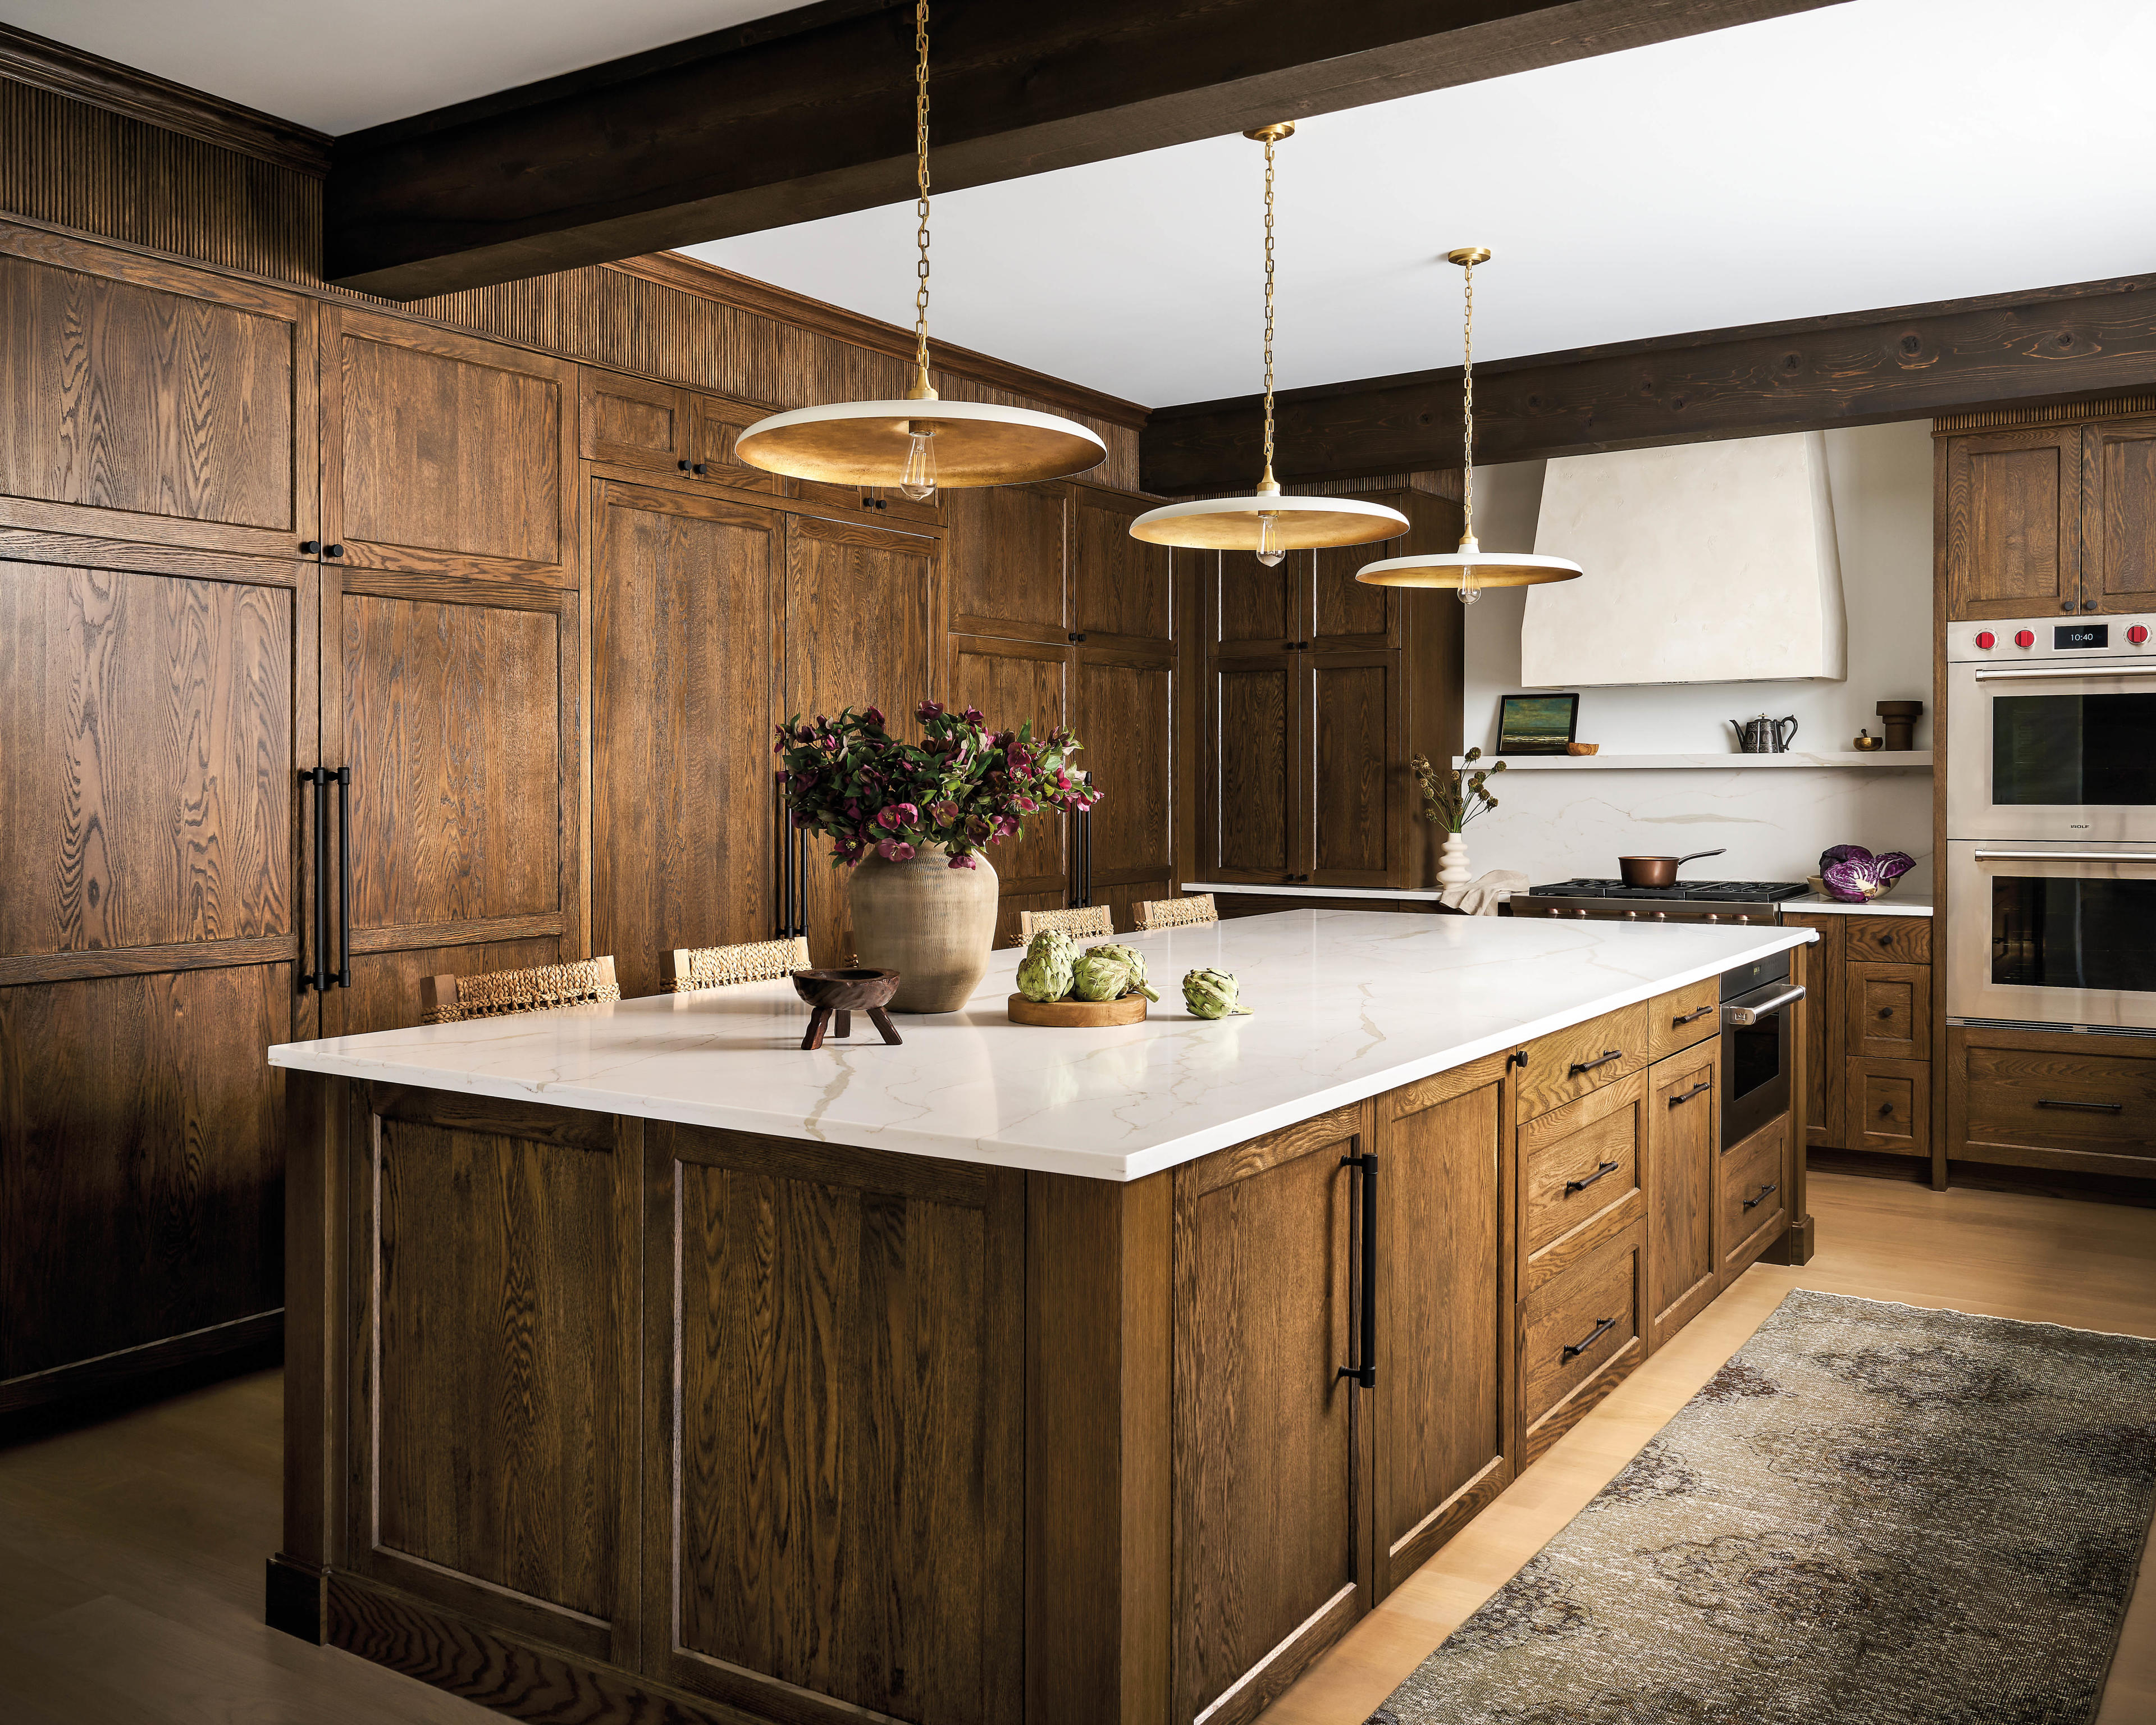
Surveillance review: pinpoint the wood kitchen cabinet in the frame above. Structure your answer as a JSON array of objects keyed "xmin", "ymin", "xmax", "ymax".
[
  {"xmin": 578, "ymin": 367, "xmax": 782, "ymax": 498},
  {"xmin": 1196, "ymin": 488, "xmax": 1465, "ymax": 889},
  {"xmin": 1939, "ymin": 399, "xmax": 2156, "ymax": 618},
  {"xmin": 1646, "ymin": 1041, "xmax": 1721, "ymax": 1349},
  {"xmin": 1785, "ymin": 911, "xmax": 1938, "ymax": 1180}
]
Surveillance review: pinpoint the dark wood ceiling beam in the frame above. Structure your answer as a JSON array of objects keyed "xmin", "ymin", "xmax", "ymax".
[
  {"xmin": 1141, "ymin": 273, "xmax": 2156, "ymax": 492},
  {"xmin": 325, "ymin": 0, "xmax": 1844, "ymax": 299}
]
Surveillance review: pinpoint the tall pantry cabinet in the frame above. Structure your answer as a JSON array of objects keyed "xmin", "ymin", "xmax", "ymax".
[{"xmin": 0, "ymin": 218, "xmax": 1168, "ymax": 1409}]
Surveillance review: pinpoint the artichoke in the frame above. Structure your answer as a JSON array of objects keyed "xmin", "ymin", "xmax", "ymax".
[
  {"xmin": 1083, "ymin": 942, "xmax": 1160, "ymax": 1001},
  {"xmin": 1071, "ymin": 953, "xmax": 1132, "ymax": 1002},
  {"xmin": 1183, "ymin": 967, "xmax": 1252, "ymax": 1019},
  {"xmin": 1017, "ymin": 930, "xmax": 1076, "ymax": 1002}
]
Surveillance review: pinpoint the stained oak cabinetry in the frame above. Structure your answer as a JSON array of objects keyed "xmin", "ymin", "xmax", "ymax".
[
  {"xmin": 1784, "ymin": 912, "xmax": 1937, "ymax": 1178},
  {"xmin": 944, "ymin": 481, "xmax": 1175, "ymax": 941},
  {"xmin": 1940, "ymin": 401, "xmax": 2156, "ymax": 618},
  {"xmin": 1198, "ymin": 489, "xmax": 1464, "ymax": 890},
  {"xmin": 1947, "ymin": 1026, "xmax": 2156, "ymax": 1179}
]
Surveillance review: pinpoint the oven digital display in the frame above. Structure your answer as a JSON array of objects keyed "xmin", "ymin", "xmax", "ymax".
[{"xmin": 2055, "ymin": 624, "xmax": 2109, "ymax": 649}]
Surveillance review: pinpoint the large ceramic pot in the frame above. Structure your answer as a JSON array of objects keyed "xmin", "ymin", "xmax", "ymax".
[{"xmin": 847, "ymin": 845, "xmax": 999, "ymax": 1012}]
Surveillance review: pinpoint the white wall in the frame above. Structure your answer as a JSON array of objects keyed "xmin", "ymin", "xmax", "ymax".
[{"xmin": 1444, "ymin": 420, "xmax": 1936, "ymax": 886}]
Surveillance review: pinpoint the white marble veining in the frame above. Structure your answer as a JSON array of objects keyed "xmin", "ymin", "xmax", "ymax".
[
  {"xmin": 1786, "ymin": 889, "xmax": 1934, "ymax": 919},
  {"xmin": 269, "ymin": 911, "xmax": 1811, "ymax": 1183}
]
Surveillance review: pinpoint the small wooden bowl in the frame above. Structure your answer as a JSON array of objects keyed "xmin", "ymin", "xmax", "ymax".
[
  {"xmin": 1567, "ymin": 742, "xmax": 1600, "ymax": 756},
  {"xmin": 1007, "ymin": 992, "xmax": 1146, "ymax": 1028},
  {"xmin": 791, "ymin": 968, "xmax": 899, "ymax": 1011}
]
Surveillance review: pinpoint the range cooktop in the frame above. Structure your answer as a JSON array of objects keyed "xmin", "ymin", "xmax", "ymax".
[{"xmin": 1527, "ymin": 879, "xmax": 1810, "ymax": 902}]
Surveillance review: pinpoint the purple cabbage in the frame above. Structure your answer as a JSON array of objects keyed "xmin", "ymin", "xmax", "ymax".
[{"xmin": 1819, "ymin": 845, "xmax": 1915, "ymax": 902}]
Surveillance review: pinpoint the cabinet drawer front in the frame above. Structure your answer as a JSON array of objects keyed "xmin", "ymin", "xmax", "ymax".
[
  {"xmin": 1845, "ymin": 916, "xmax": 1930, "ymax": 964},
  {"xmin": 1648, "ymin": 978, "xmax": 1720, "ymax": 1062},
  {"xmin": 791, "ymin": 475, "xmax": 944, "ymax": 526},
  {"xmin": 1963, "ymin": 1042, "xmax": 2156, "ymax": 1160},
  {"xmin": 1523, "ymin": 1224, "xmax": 1642, "ymax": 1430},
  {"xmin": 1719, "ymin": 1116, "xmax": 1788, "ymax": 1271},
  {"xmin": 1848, "ymin": 1056, "xmax": 1930, "ymax": 1157},
  {"xmin": 1516, "ymin": 1003, "xmax": 1649, "ymax": 1122},
  {"xmin": 1847, "ymin": 962, "xmax": 1931, "ymax": 1061},
  {"xmin": 1522, "ymin": 1073, "xmax": 1644, "ymax": 1258}
]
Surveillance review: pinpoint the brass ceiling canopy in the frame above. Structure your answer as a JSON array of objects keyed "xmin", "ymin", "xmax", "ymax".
[
  {"xmin": 733, "ymin": 2, "xmax": 1104, "ymax": 496},
  {"xmin": 1355, "ymin": 248, "xmax": 1584, "ymax": 600},
  {"xmin": 1130, "ymin": 122, "xmax": 1408, "ymax": 559}
]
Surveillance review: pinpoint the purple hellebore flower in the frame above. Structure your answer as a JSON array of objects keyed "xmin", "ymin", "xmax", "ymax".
[{"xmin": 876, "ymin": 838, "xmax": 916, "ymax": 862}]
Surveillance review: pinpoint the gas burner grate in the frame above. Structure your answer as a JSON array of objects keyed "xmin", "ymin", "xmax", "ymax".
[{"xmin": 1528, "ymin": 878, "xmax": 1811, "ymax": 902}]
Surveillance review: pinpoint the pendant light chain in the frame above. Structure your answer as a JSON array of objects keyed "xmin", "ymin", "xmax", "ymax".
[
  {"xmin": 1260, "ymin": 132, "xmax": 1278, "ymax": 488},
  {"xmin": 1459, "ymin": 254, "xmax": 1475, "ymax": 543},
  {"xmin": 911, "ymin": 0, "xmax": 933, "ymax": 393}
]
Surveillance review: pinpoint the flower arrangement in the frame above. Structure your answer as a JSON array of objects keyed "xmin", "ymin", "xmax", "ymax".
[
  {"xmin": 775, "ymin": 701, "xmax": 1099, "ymax": 870},
  {"xmin": 1411, "ymin": 747, "xmax": 1506, "ymax": 834}
]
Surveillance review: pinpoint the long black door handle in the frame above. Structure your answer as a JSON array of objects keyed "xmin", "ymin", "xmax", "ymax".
[
  {"xmin": 1562, "ymin": 1316, "xmax": 1617, "ymax": 1362},
  {"xmin": 774, "ymin": 773, "xmax": 792, "ymax": 940},
  {"xmin": 1668, "ymin": 1080, "xmax": 1712, "ymax": 1107},
  {"xmin": 793, "ymin": 824, "xmax": 808, "ymax": 939},
  {"xmin": 1672, "ymin": 1003, "xmax": 1714, "ymax": 1026},
  {"xmin": 335, "ymin": 767, "xmax": 352, "ymax": 987},
  {"xmin": 1568, "ymin": 1048, "xmax": 1625, "ymax": 1077},
  {"xmin": 1742, "ymin": 1180, "xmax": 1779, "ymax": 1212},
  {"xmin": 1336, "ymin": 1149, "xmax": 1377, "ymax": 1390},
  {"xmin": 299, "ymin": 768, "xmax": 331, "ymax": 992},
  {"xmin": 1564, "ymin": 1159, "xmax": 1620, "ymax": 1195},
  {"xmin": 2036, "ymin": 1098, "xmax": 2123, "ymax": 1114}
]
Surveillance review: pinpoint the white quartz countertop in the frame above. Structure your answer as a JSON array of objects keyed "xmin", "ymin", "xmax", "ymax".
[
  {"xmin": 1784, "ymin": 890, "xmax": 1934, "ymax": 918},
  {"xmin": 267, "ymin": 910, "xmax": 1813, "ymax": 1183}
]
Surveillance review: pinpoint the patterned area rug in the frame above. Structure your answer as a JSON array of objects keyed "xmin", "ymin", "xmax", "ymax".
[{"xmin": 1368, "ymin": 1290, "xmax": 2156, "ymax": 1725}]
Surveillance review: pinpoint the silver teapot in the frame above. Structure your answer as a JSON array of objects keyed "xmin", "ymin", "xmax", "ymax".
[{"xmin": 1732, "ymin": 713, "xmax": 1799, "ymax": 754}]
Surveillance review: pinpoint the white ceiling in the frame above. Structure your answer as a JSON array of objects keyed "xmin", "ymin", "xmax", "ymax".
[
  {"xmin": 1, "ymin": 0, "xmax": 798, "ymax": 134},
  {"xmin": 16, "ymin": 1, "xmax": 2156, "ymax": 410},
  {"xmin": 688, "ymin": 0, "xmax": 2156, "ymax": 406}
]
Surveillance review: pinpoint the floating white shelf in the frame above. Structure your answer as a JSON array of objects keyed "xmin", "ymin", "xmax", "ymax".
[{"xmin": 1452, "ymin": 751, "xmax": 1933, "ymax": 771}]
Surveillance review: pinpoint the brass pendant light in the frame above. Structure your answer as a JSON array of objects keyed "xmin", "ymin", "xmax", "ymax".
[
  {"xmin": 1356, "ymin": 248, "xmax": 1582, "ymax": 603},
  {"xmin": 1130, "ymin": 124, "xmax": 1408, "ymax": 559},
  {"xmin": 733, "ymin": 2, "xmax": 1105, "ymax": 496}
]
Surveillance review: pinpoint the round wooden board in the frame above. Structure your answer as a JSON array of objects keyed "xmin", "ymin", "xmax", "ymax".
[{"xmin": 1007, "ymin": 992, "xmax": 1147, "ymax": 1028}]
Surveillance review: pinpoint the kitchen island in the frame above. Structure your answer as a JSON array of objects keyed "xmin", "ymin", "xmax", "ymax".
[{"xmin": 266, "ymin": 910, "xmax": 1812, "ymax": 1725}]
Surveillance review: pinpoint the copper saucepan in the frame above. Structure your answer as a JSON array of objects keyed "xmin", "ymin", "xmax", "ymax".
[{"xmin": 1616, "ymin": 848, "xmax": 1725, "ymax": 889}]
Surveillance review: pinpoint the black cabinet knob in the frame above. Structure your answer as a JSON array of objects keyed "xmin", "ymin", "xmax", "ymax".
[
  {"xmin": 678, "ymin": 459, "xmax": 691, "ymax": 471},
  {"xmin": 299, "ymin": 540, "xmax": 320, "ymax": 554},
  {"xmin": 324, "ymin": 544, "xmax": 345, "ymax": 558},
  {"xmin": 2084, "ymin": 598, "xmax": 2098, "ymax": 611},
  {"xmin": 692, "ymin": 462, "xmax": 707, "ymax": 474}
]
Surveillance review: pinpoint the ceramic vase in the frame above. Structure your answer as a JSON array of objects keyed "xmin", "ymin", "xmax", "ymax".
[
  {"xmin": 1438, "ymin": 831, "xmax": 1472, "ymax": 889},
  {"xmin": 847, "ymin": 844, "xmax": 999, "ymax": 1012}
]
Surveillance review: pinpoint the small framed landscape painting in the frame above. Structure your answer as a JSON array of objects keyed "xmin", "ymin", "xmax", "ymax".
[{"xmin": 1497, "ymin": 693, "xmax": 1579, "ymax": 755}]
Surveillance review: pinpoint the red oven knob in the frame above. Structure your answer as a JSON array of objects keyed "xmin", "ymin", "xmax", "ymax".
[
  {"xmin": 2014, "ymin": 629, "xmax": 2036, "ymax": 648},
  {"xmin": 2131, "ymin": 624, "xmax": 2150, "ymax": 646},
  {"xmin": 1974, "ymin": 631, "xmax": 1995, "ymax": 649}
]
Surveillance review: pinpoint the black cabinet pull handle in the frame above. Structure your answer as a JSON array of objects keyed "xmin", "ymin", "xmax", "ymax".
[
  {"xmin": 1506, "ymin": 1049, "xmax": 1528, "ymax": 1070},
  {"xmin": 692, "ymin": 462, "xmax": 707, "ymax": 474},
  {"xmin": 324, "ymin": 544, "xmax": 345, "ymax": 558},
  {"xmin": 1336, "ymin": 1148, "xmax": 1377, "ymax": 1390},
  {"xmin": 299, "ymin": 769, "xmax": 331, "ymax": 993},
  {"xmin": 1569, "ymin": 1048, "xmax": 1624, "ymax": 1077},
  {"xmin": 1743, "ymin": 1180, "xmax": 1779, "ymax": 1212},
  {"xmin": 299, "ymin": 539, "xmax": 321, "ymax": 554},
  {"xmin": 335, "ymin": 766, "xmax": 351, "ymax": 987},
  {"xmin": 677, "ymin": 459, "xmax": 691, "ymax": 471},
  {"xmin": 1561, "ymin": 1316, "xmax": 1616, "ymax": 1362},
  {"xmin": 1565, "ymin": 1159, "xmax": 1620, "ymax": 1195},
  {"xmin": 1673, "ymin": 1003, "xmax": 1713, "ymax": 1026},
  {"xmin": 1668, "ymin": 1079, "xmax": 1712, "ymax": 1107},
  {"xmin": 774, "ymin": 773, "xmax": 796, "ymax": 940},
  {"xmin": 2036, "ymin": 1097, "xmax": 2123, "ymax": 1113}
]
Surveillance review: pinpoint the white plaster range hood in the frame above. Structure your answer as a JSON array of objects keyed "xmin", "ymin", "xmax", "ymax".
[{"xmin": 1520, "ymin": 431, "xmax": 1847, "ymax": 686}]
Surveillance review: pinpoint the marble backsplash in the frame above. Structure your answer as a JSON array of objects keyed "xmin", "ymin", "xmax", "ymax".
[{"xmin": 1452, "ymin": 764, "xmax": 1933, "ymax": 888}]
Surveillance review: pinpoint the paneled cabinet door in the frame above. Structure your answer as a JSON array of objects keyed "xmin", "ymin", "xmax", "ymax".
[
  {"xmin": 0, "ymin": 225, "xmax": 317, "ymax": 559},
  {"xmin": 1943, "ymin": 425, "xmax": 2082, "ymax": 620},
  {"xmin": 948, "ymin": 481, "xmax": 1068, "ymax": 643},
  {"xmin": 1310, "ymin": 534, "xmax": 1399, "ymax": 651},
  {"xmin": 579, "ymin": 368, "xmax": 690, "ymax": 474},
  {"xmin": 1071, "ymin": 484, "xmax": 1173, "ymax": 653},
  {"xmin": 785, "ymin": 515, "xmax": 940, "ymax": 966},
  {"xmin": 643, "ymin": 1126, "xmax": 1025, "ymax": 1725},
  {"xmin": 1784, "ymin": 915, "xmax": 1842, "ymax": 1149},
  {"xmin": 1173, "ymin": 1105, "xmax": 1372, "ymax": 1725},
  {"xmin": 1075, "ymin": 645, "xmax": 1174, "ymax": 926},
  {"xmin": 1373, "ymin": 1059, "xmax": 1511, "ymax": 1599},
  {"xmin": 1211, "ymin": 546, "xmax": 1304, "ymax": 656},
  {"xmin": 591, "ymin": 481, "xmax": 783, "ymax": 1001},
  {"xmin": 323, "ymin": 571, "xmax": 582, "ymax": 1034},
  {"xmin": 1204, "ymin": 655, "xmax": 1301, "ymax": 884},
  {"xmin": 1646, "ymin": 1044, "xmax": 1721, "ymax": 1349},
  {"xmin": 2082, "ymin": 417, "xmax": 2156, "ymax": 613},
  {"xmin": 322, "ymin": 307, "xmax": 578, "ymax": 583},
  {"xmin": 1304, "ymin": 650, "xmax": 1401, "ymax": 888},
  {"xmin": 0, "ymin": 551, "xmax": 310, "ymax": 1391},
  {"xmin": 950, "ymin": 633, "xmax": 1068, "ymax": 947}
]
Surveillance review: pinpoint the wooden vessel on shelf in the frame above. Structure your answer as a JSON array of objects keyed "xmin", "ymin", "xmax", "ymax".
[{"xmin": 1007, "ymin": 992, "xmax": 1148, "ymax": 1027}]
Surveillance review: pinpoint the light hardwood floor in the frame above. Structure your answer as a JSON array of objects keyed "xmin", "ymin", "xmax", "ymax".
[{"xmin": 0, "ymin": 1172, "xmax": 2147, "ymax": 1724}]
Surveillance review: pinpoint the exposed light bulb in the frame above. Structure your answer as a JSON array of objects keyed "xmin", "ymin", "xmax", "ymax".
[
  {"xmin": 1456, "ymin": 562, "xmax": 1482, "ymax": 606},
  {"xmin": 899, "ymin": 426, "xmax": 937, "ymax": 501},
  {"xmin": 1255, "ymin": 511, "xmax": 1284, "ymax": 568}
]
